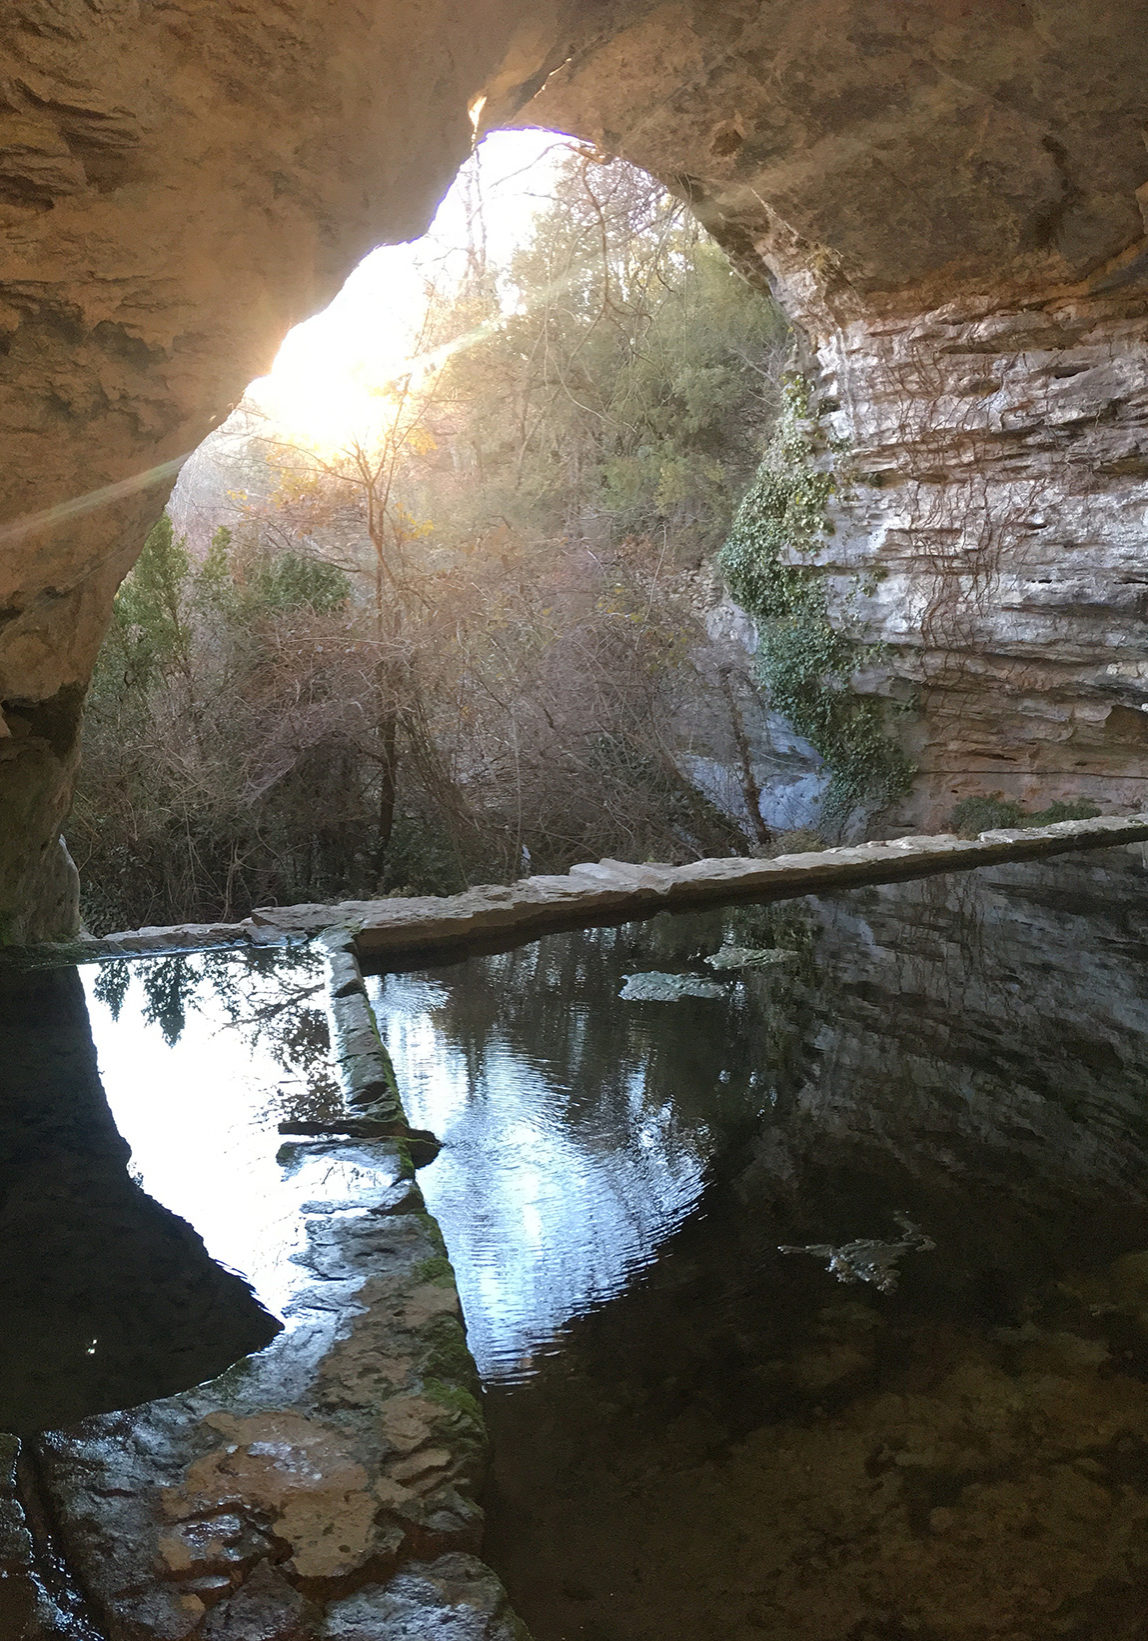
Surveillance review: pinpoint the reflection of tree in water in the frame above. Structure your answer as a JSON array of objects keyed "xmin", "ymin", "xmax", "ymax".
[
  {"xmin": 92, "ymin": 946, "xmax": 340, "ymax": 1116},
  {"xmin": 396, "ymin": 903, "xmax": 821, "ymax": 1160},
  {"xmin": 0, "ymin": 966, "xmax": 279, "ymax": 1433}
]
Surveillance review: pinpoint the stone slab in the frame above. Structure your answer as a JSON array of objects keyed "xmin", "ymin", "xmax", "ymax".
[
  {"xmin": 9, "ymin": 814, "xmax": 1148, "ymax": 973},
  {"xmin": 321, "ymin": 1554, "xmax": 530, "ymax": 1640}
]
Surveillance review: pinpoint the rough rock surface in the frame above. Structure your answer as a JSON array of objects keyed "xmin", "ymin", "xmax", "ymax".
[
  {"xmin": 6, "ymin": 0, "xmax": 1148, "ymax": 927},
  {"xmin": 814, "ymin": 285, "xmax": 1148, "ymax": 822},
  {"xmin": 321, "ymin": 1554, "xmax": 530, "ymax": 1640}
]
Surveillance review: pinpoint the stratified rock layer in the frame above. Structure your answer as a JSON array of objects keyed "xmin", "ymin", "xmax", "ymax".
[{"xmin": 815, "ymin": 285, "xmax": 1148, "ymax": 821}]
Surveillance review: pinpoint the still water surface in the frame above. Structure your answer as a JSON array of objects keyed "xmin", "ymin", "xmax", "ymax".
[
  {"xmin": 367, "ymin": 850, "xmax": 1148, "ymax": 1641},
  {"xmin": 367, "ymin": 924, "xmax": 776, "ymax": 1382},
  {"xmin": 12, "ymin": 849, "xmax": 1148, "ymax": 1639}
]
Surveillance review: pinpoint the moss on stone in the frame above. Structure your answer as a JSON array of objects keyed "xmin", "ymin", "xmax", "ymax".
[
  {"xmin": 415, "ymin": 1214, "xmax": 449, "ymax": 1257},
  {"xmin": 423, "ymin": 1377, "xmax": 484, "ymax": 1427},
  {"xmin": 412, "ymin": 1255, "xmax": 457, "ymax": 1289},
  {"xmin": 422, "ymin": 1314, "xmax": 477, "ymax": 1388},
  {"xmin": 718, "ymin": 373, "xmax": 913, "ymax": 823}
]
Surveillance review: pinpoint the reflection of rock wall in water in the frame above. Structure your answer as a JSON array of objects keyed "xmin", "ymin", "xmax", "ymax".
[
  {"xmin": 484, "ymin": 849, "xmax": 1148, "ymax": 1641},
  {"xmin": 744, "ymin": 845, "xmax": 1148, "ymax": 1282},
  {"xmin": 0, "ymin": 967, "xmax": 279, "ymax": 1434}
]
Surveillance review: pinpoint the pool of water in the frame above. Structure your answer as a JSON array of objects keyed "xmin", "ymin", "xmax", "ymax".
[
  {"xmin": 9, "ymin": 845, "xmax": 1148, "ymax": 1636},
  {"xmin": 82, "ymin": 945, "xmax": 340, "ymax": 1315},
  {"xmin": 367, "ymin": 846, "xmax": 1148, "ymax": 1641},
  {"xmin": 368, "ymin": 923, "xmax": 777, "ymax": 1382}
]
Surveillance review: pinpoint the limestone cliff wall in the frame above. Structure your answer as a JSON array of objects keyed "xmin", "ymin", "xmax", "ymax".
[
  {"xmin": 6, "ymin": 0, "xmax": 1148, "ymax": 932},
  {"xmin": 529, "ymin": 0, "xmax": 1148, "ymax": 824},
  {"xmin": 817, "ymin": 286, "xmax": 1148, "ymax": 820}
]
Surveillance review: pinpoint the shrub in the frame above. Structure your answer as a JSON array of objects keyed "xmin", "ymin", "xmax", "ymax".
[{"xmin": 950, "ymin": 793, "xmax": 1100, "ymax": 838}]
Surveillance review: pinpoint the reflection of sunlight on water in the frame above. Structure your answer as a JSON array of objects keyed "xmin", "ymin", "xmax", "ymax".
[
  {"xmin": 81, "ymin": 956, "xmax": 324, "ymax": 1319},
  {"xmin": 369, "ymin": 971, "xmax": 709, "ymax": 1383}
]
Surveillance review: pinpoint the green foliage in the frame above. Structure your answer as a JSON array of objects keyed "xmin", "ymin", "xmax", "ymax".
[
  {"xmin": 196, "ymin": 525, "xmax": 234, "ymax": 607},
  {"xmin": 718, "ymin": 377, "xmax": 913, "ymax": 823},
  {"xmin": 379, "ymin": 810, "xmax": 468, "ymax": 896},
  {"xmin": 249, "ymin": 548, "xmax": 349, "ymax": 615},
  {"xmin": 436, "ymin": 158, "xmax": 786, "ymax": 556},
  {"xmin": 1030, "ymin": 798, "xmax": 1102, "ymax": 826},
  {"xmin": 108, "ymin": 514, "xmax": 192, "ymax": 687},
  {"xmin": 950, "ymin": 793, "xmax": 1101, "ymax": 838}
]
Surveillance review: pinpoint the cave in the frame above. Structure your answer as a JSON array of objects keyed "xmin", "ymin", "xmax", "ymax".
[
  {"xmin": 3, "ymin": 1, "xmax": 1148, "ymax": 938},
  {"xmin": 6, "ymin": 6, "xmax": 1148, "ymax": 1639}
]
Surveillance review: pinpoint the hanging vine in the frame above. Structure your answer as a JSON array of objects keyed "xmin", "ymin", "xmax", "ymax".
[{"xmin": 718, "ymin": 375, "xmax": 913, "ymax": 823}]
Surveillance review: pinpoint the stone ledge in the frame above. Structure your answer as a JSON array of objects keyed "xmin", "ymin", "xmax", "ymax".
[
  {"xmin": 8, "ymin": 813, "xmax": 1148, "ymax": 972},
  {"xmin": 264, "ymin": 813, "xmax": 1148, "ymax": 970}
]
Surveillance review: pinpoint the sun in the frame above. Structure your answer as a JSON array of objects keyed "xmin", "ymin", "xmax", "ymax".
[
  {"xmin": 247, "ymin": 249, "xmax": 428, "ymax": 455},
  {"xmin": 245, "ymin": 129, "xmax": 568, "ymax": 456}
]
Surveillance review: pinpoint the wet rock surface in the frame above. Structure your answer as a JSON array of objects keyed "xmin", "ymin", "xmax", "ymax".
[
  {"xmin": 321, "ymin": 1554, "xmax": 530, "ymax": 1640},
  {"xmin": 619, "ymin": 971, "xmax": 729, "ymax": 1001}
]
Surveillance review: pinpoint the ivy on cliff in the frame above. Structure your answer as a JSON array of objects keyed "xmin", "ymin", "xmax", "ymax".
[{"xmin": 718, "ymin": 376, "xmax": 912, "ymax": 823}]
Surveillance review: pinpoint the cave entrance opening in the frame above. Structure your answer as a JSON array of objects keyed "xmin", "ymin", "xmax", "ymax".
[{"xmin": 70, "ymin": 129, "xmax": 796, "ymax": 938}]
